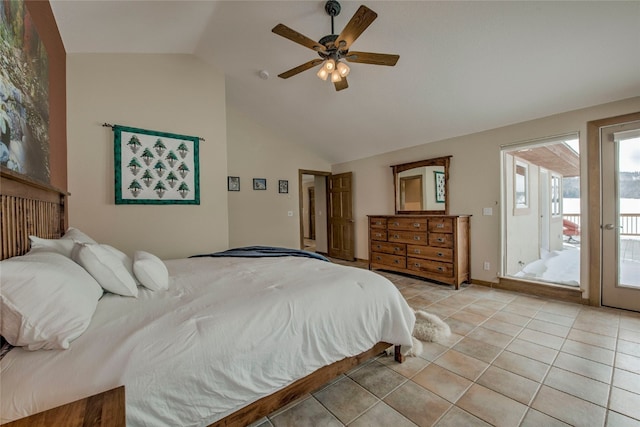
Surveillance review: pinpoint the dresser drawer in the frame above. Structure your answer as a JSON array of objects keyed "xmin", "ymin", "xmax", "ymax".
[
  {"xmin": 428, "ymin": 218, "xmax": 454, "ymax": 233},
  {"xmin": 429, "ymin": 233, "xmax": 454, "ymax": 248},
  {"xmin": 371, "ymin": 241, "xmax": 406, "ymax": 256},
  {"xmin": 371, "ymin": 252, "xmax": 407, "ymax": 268},
  {"xmin": 370, "ymin": 229, "xmax": 388, "ymax": 241},
  {"xmin": 407, "ymin": 258, "xmax": 453, "ymax": 277},
  {"xmin": 388, "ymin": 230, "xmax": 428, "ymax": 245},
  {"xmin": 387, "ymin": 217, "xmax": 427, "ymax": 231},
  {"xmin": 407, "ymin": 245, "xmax": 453, "ymax": 262},
  {"xmin": 369, "ymin": 217, "xmax": 387, "ymax": 229}
]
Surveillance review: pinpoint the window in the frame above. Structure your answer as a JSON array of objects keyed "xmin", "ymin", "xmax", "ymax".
[{"xmin": 515, "ymin": 161, "xmax": 529, "ymax": 210}]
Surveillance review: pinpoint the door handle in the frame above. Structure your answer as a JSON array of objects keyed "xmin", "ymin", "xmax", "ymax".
[{"xmin": 603, "ymin": 224, "xmax": 622, "ymax": 230}]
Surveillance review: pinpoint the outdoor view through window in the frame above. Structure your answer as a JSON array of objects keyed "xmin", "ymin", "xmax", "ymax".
[{"xmin": 616, "ymin": 135, "xmax": 640, "ymax": 288}]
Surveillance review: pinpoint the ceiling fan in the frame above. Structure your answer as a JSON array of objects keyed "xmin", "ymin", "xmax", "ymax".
[{"xmin": 272, "ymin": 1, "xmax": 399, "ymax": 91}]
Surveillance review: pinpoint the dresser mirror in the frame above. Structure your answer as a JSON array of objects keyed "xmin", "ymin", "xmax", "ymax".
[{"xmin": 391, "ymin": 156, "xmax": 451, "ymax": 215}]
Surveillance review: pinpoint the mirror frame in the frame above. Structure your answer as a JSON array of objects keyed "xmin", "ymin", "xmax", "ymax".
[{"xmin": 391, "ymin": 155, "xmax": 451, "ymax": 215}]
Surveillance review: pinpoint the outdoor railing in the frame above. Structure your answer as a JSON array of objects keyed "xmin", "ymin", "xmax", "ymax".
[{"xmin": 563, "ymin": 213, "xmax": 640, "ymax": 236}]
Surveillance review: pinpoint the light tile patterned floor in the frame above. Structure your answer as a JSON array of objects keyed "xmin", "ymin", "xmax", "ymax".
[{"xmin": 251, "ymin": 262, "xmax": 640, "ymax": 427}]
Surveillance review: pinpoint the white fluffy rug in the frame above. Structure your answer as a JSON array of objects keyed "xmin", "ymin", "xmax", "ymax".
[
  {"xmin": 413, "ymin": 310, "xmax": 451, "ymax": 343},
  {"xmin": 389, "ymin": 310, "xmax": 451, "ymax": 357}
]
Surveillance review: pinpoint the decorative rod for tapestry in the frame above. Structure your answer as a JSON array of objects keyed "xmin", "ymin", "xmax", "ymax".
[{"xmin": 101, "ymin": 123, "xmax": 206, "ymax": 142}]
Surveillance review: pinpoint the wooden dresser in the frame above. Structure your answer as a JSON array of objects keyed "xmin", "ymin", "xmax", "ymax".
[{"xmin": 368, "ymin": 215, "xmax": 470, "ymax": 289}]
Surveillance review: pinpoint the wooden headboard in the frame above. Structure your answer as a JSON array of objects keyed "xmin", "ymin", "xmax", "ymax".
[{"xmin": 0, "ymin": 168, "xmax": 68, "ymax": 260}]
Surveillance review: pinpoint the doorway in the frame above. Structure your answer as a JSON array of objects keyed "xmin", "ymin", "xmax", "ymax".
[
  {"xmin": 501, "ymin": 133, "xmax": 581, "ymax": 287},
  {"xmin": 299, "ymin": 171, "xmax": 328, "ymax": 254},
  {"xmin": 600, "ymin": 119, "xmax": 640, "ymax": 312}
]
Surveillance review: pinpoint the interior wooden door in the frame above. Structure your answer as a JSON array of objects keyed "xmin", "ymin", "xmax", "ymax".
[{"xmin": 329, "ymin": 172, "xmax": 355, "ymax": 260}]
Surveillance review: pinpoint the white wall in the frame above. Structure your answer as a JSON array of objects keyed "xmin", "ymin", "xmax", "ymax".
[
  {"xmin": 66, "ymin": 54, "xmax": 228, "ymax": 259},
  {"xmin": 332, "ymin": 97, "xmax": 640, "ymax": 290},
  {"xmin": 226, "ymin": 107, "xmax": 331, "ymax": 249},
  {"xmin": 504, "ymin": 155, "xmax": 540, "ymax": 275}
]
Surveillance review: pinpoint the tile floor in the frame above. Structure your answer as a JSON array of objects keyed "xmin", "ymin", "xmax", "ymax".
[{"xmin": 252, "ymin": 263, "xmax": 640, "ymax": 427}]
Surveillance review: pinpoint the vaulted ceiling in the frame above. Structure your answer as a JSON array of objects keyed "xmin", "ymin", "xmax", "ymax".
[{"xmin": 50, "ymin": 1, "xmax": 640, "ymax": 164}]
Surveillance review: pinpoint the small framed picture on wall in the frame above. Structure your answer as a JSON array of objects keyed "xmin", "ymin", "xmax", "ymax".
[
  {"xmin": 279, "ymin": 180, "xmax": 288, "ymax": 194},
  {"xmin": 228, "ymin": 176, "xmax": 240, "ymax": 191},
  {"xmin": 253, "ymin": 178, "xmax": 267, "ymax": 190}
]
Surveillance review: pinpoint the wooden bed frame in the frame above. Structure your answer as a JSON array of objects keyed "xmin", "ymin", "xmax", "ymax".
[{"xmin": 0, "ymin": 168, "xmax": 402, "ymax": 426}]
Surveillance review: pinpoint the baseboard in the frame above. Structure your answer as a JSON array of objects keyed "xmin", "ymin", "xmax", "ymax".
[{"xmin": 473, "ymin": 276, "xmax": 587, "ymax": 305}]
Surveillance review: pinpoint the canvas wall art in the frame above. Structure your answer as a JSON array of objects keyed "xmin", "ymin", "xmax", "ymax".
[
  {"xmin": 114, "ymin": 125, "xmax": 200, "ymax": 204},
  {"xmin": 0, "ymin": 2, "xmax": 50, "ymax": 182}
]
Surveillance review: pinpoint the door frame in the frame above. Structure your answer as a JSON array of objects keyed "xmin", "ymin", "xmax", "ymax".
[
  {"xmin": 587, "ymin": 111, "xmax": 640, "ymax": 307},
  {"xmin": 298, "ymin": 169, "xmax": 330, "ymax": 252}
]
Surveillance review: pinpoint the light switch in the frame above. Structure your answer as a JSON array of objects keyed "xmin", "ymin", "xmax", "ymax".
[{"xmin": 483, "ymin": 207, "xmax": 493, "ymax": 216}]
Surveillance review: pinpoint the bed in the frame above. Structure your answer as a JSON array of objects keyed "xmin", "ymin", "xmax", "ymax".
[{"xmin": 0, "ymin": 169, "xmax": 415, "ymax": 426}]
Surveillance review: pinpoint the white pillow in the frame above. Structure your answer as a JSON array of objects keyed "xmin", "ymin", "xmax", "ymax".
[
  {"xmin": 102, "ymin": 244, "xmax": 139, "ymax": 285},
  {"xmin": 63, "ymin": 227, "xmax": 98, "ymax": 244},
  {"xmin": 28, "ymin": 235, "xmax": 75, "ymax": 257},
  {"xmin": 28, "ymin": 227, "xmax": 97, "ymax": 257},
  {"xmin": 71, "ymin": 243, "xmax": 139, "ymax": 297},
  {"xmin": 133, "ymin": 251, "xmax": 169, "ymax": 291},
  {"xmin": 0, "ymin": 251, "xmax": 103, "ymax": 350}
]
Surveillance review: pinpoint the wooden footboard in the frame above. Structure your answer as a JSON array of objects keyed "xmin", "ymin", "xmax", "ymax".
[{"xmin": 209, "ymin": 342, "xmax": 398, "ymax": 427}]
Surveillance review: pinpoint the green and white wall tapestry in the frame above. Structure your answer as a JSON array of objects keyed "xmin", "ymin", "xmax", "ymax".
[{"xmin": 114, "ymin": 125, "xmax": 200, "ymax": 204}]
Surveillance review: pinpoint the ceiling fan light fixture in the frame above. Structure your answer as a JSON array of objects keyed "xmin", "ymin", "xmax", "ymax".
[
  {"xmin": 324, "ymin": 58, "xmax": 336, "ymax": 72},
  {"xmin": 317, "ymin": 65, "xmax": 329, "ymax": 81},
  {"xmin": 331, "ymin": 71, "xmax": 342, "ymax": 83},
  {"xmin": 336, "ymin": 61, "xmax": 350, "ymax": 77}
]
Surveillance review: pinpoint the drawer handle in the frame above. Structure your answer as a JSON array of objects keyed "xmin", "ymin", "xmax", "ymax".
[
  {"xmin": 437, "ymin": 266, "xmax": 445, "ymax": 272},
  {"xmin": 375, "ymin": 245, "xmax": 381, "ymax": 249},
  {"xmin": 393, "ymin": 234, "xmax": 400, "ymax": 239},
  {"xmin": 413, "ymin": 249, "xmax": 421, "ymax": 254},
  {"xmin": 414, "ymin": 263, "xmax": 421, "ymax": 268},
  {"xmin": 413, "ymin": 223, "xmax": 420, "ymax": 228},
  {"xmin": 375, "ymin": 233, "xmax": 382, "ymax": 237},
  {"xmin": 393, "ymin": 222, "xmax": 400, "ymax": 226},
  {"xmin": 436, "ymin": 223, "xmax": 444, "ymax": 228},
  {"xmin": 393, "ymin": 259, "xmax": 400, "ymax": 264},
  {"xmin": 376, "ymin": 221, "xmax": 382, "ymax": 225},
  {"xmin": 437, "ymin": 252, "xmax": 444, "ymax": 257},
  {"xmin": 437, "ymin": 238, "xmax": 445, "ymax": 242},
  {"xmin": 376, "ymin": 256, "xmax": 381, "ymax": 261},
  {"xmin": 413, "ymin": 236, "xmax": 421, "ymax": 241},
  {"xmin": 393, "ymin": 247, "xmax": 400, "ymax": 251}
]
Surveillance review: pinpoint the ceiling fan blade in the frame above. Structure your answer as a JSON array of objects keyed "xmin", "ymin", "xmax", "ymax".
[
  {"xmin": 345, "ymin": 51, "xmax": 399, "ymax": 66},
  {"xmin": 335, "ymin": 5, "xmax": 377, "ymax": 51},
  {"xmin": 277, "ymin": 59, "xmax": 324, "ymax": 79},
  {"xmin": 334, "ymin": 77, "xmax": 348, "ymax": 91},
  {"xmin": 272, "ymin": 24, "xmax": 326, "ymax": 53}
]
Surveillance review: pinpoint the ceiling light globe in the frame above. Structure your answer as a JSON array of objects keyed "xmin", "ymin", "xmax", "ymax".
[
  {"xmin": 336, "ymin": 61, "xmax": 350, "ymax": 77},
  {"xmin": 325, "ymin": 59, "xmax": 336, "ymax": 72},
  {"xmin": 317, "ymin": 67, "xmax": 329, "ymax": 81},
  {"xmin": 331, "ymin": 72, "xmax": 342, "ymax": 83}
]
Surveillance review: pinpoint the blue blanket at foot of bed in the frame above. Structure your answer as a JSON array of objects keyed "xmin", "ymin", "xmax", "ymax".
[{"xmin": 190, "ymin": 245, "xmax": 330, "ymax": 262}]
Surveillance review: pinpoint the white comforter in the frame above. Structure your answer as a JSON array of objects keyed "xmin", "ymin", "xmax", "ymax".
[{"xmin": 1, "ymin": 256, "xmax": 415, "ymax": 426}]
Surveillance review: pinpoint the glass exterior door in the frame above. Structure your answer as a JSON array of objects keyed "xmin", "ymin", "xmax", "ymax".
[{"xmin": 601, "ymin": 121, "xmax": 640, "ymax": 311}]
